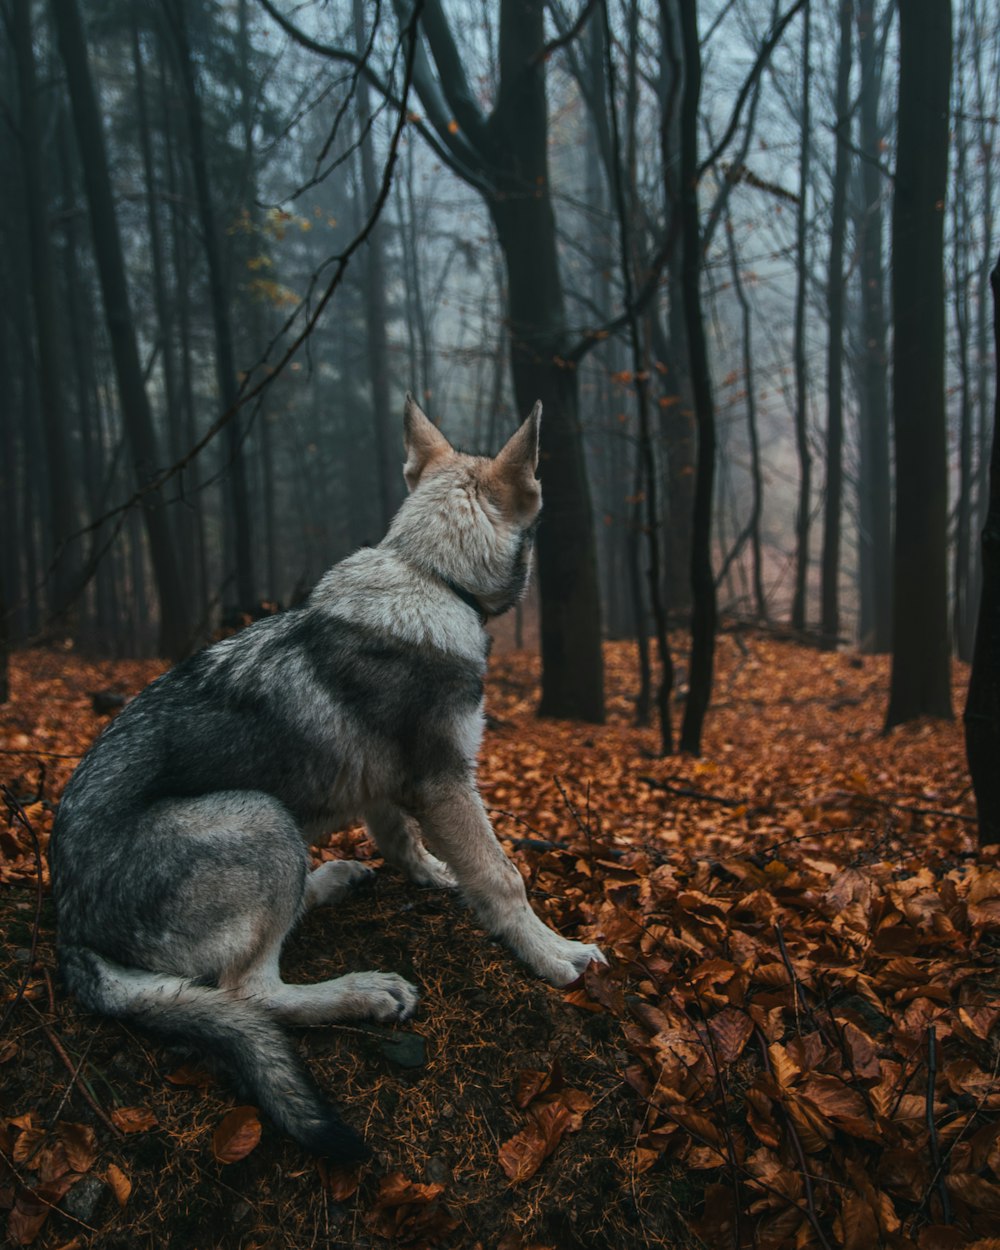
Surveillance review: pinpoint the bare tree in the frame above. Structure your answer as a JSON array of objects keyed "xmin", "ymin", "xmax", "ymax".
[{"xmin": 885, "ymin": 0, "xmax": 953, "ymax": 727}]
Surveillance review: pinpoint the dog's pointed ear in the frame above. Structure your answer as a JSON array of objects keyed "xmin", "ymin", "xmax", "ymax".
[
  {"xmin": 403, "ymin": 392, "xmax": 452, "ymax": 492},
  {"xmin": 496, "ymin": 400, "xmax": 541, "ymax": 479}
]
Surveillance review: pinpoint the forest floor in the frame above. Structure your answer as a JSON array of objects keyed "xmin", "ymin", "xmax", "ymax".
[{"xmin": 1, "ymin": 632, "xmax": 998, "ymax": 1250}]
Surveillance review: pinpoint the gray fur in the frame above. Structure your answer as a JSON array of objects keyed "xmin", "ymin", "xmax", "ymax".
[{"xmin": 50, "ymin": 397, "xmax": 606, "ymax": 1159}]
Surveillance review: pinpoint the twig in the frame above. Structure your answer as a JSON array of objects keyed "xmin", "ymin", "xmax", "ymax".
[
  {"xmin": 638, "ymin": 775, "xmax": 750, "ymax": 809},
  {"xmin": 925, "ymin": 1025, "xmax": 952, "ymax": 1224},
  {"xmin": 42, "ymin": 1026, "xmax": 123, "ymax": 1139},
  {"xmin": 756, "ymin": 1030, "xmax": 835, "ymax": 1250},
  {"xmin": 48, "ymin": 1033, "xmax": 97, "ymax": 1127}
]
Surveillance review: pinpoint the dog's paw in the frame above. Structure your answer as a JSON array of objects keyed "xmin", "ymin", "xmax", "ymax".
[
  {"xmin": 409, "ymin": 856, "xmax": 457, "ymax": 889},
  {"xmin": 306, "ymin": 860, "xmax": 375, "ymax": 908},
  {"xmin": 537, "ymin": 940, "xmax": 608, "ymax": 988},
  {"xmin": 348, "ymin": 972, "xmax": 420, "ymax": 1023}
]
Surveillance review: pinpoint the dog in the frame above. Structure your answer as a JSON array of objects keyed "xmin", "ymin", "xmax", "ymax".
[{"xmin": 49, "ymin": 395, "xmax": 606, "ymax": 1161}]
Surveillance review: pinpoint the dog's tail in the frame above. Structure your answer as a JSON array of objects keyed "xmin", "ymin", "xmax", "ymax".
[{"xmin": 60, "ymin": 945, "xmax": 370, "ymax": 1162}]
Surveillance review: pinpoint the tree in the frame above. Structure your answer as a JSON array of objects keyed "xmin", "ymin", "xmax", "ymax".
[
  {"xmin": 163, "ymin": 0, "xmax": 256, "ymax": 615},
  {"xmin": 676, "ymin": 0, "xmax": 717, "ymax": 756},
  {"xmin": 820, "ymin": 0, "xmax": 852, "ymax": 649},
  {"xmin": 964, "ymin": 254, "xmax": 1000, "ymax": 844},
  {"xmin": 854, "ymin": 0, "xmax": 891, "ymax": 653},
  {"xmin": 885, "ymin": 0, "xmax": 953, "ymax": 727},
  {"xmin": 790, "ymin": 0, "xmax": 812, "ymax": 633},
  {"xmin": 263, "ymin": 0, "xmax": 606, "ymax": 723},
  {"xmin": 12, "ymin": 0, "xmax": 82, "ymax": 622}
]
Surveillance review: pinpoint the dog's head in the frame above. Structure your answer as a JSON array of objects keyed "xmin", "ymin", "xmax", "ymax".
[{"xmin": 387, "ymin": 394, "xmax": 542, "ymax": 617}]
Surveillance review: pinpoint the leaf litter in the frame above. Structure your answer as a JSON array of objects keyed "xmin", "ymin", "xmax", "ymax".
[{"xmin": 0, "ymin": 633, "xmax": 997, "ymax": 1248}]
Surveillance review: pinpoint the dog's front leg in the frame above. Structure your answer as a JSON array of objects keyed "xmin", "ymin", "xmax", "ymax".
[{"xmin": 413, "ymin": 781, "xmax": 606, "ymax": 987}]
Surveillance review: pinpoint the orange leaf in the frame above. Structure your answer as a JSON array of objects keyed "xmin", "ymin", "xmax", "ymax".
[
  {"xmin": 111, "ymin": 1106, "xmax": 158, "ymax": 1134},
  {"xmin": 55, "ymin": 1124, "xmax": 96, "ymax": 1173},
  {"xmin": 106, "ymin": 1162, "xmax": 132, "ymax": 1207},
  {"xmin": 212, "ymin": 1107, "xmax": 261, "ymax": 1164},
  {"xmin": 498, "ymin": 1104, "xmax": 573, "ymax": 1183}
]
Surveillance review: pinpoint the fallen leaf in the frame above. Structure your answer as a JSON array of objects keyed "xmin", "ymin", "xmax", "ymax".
[
  {"xmin": 105, "ymin": 1163, "xmax": 131, "ymax": 1207},
  {"xmin": 212, "ymin": 1107, "xmax": 261, "ymax": 1164}
]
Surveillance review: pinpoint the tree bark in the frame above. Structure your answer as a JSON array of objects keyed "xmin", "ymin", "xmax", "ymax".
[
  {"xmin": 790, "ymin": 0, "xmax": 811, "ymax": 632},
  {"xmin": 820, "ymin": 0, "xmax": 852, "ymax": 649},
  {"xmin": 964, "ymin": 255, "xmax": 1000, "ymax": 845},
  {"xmin": 164, "ymin": 0, "xmax": 255, "ymax": 614},
  {"xmin": 51, "ymin": 0, "xmax": 193, "ymax": 658},
  {"xmin": 354, "ymin": 0, "xmax": 399, "ymax": 535},
  {"xmin": 13, "ymin": 0, "xmax": 82, "ymax": 622},
  {"xmin": 855, "ymin": 0, "xmax": 891, "ymax": 653},
  {"xmin": 486, "ymin": 0, "xmax": 604, "ymax": 722},
  {"xmin": 885, "ymin": 0, "xmax": 953, "ymax": 727},
  {"xmin": 676, "ymin": 0, "xmax": 717, "ymax": 756}
]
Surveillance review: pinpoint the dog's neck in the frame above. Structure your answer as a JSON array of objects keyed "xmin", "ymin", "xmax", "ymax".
[{"xmin": 442, "ymin": 577, "xmax": 489, "ymax": 625}]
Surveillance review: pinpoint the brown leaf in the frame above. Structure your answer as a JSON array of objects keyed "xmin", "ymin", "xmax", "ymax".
[
  {"xmin": 945, "ymin": 1172, "xmax": 1000, "ymax": 1212},
  {"xmin": 105, "ymin": 1163, "xmax": 131, "ymax": 1207},
  {"xmin": 498, "ymin": 1104, "xmax": 573, "ymax": 1183},
  {"xmin": 111, "ymin": 1107, "xmax": 158, "ymax": 1135},
  {"xmin": 320, "ymin": 1161, "xmax": 362, "ymax": 1202},
  {"xmin": 513, "ymin": 1061, "xmax": 562, "ymax": 1110},
  {"xmin": 165, "ymin": 1063, "xmax": 215, "ymax": 1088},
  {"xmin": 838, "ymin": 1020, "xmax": 882, "ymax": 1080},
  {"xmin": 212, "ymin": 1106, "xmax": 261, "ymax": 1164},
  {"xmin": 839, "ymin": 1190, "xmax": 879, "ymax": 1250},
  {"xmin": 54, "ymin": 1124, "xmax": 95, "ymax": 1174},
  {"xmin": 708, "ymin": 1007, "xmax": 754, "ymax": 1064},
  {"xmin": 366, "ymin": 1171, "xmax": 458, "ymax": 1243}
]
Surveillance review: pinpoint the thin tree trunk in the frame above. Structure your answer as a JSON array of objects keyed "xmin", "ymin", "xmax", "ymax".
[
  {"xmin": 164, "ymin": 0, "xmax": 255, "ymax": 613},
  {"xmin": 952, "ymin": 84, "xmax": 974, "ymax": 662},
  {"xmin": 602, "ymin": 0, "xmax": 673, "ymax": 753},
  {"xmin": 353, "ymin": 0, "xmax": 398, "ymax": 534},
  {"xmin": 855, "ymin": 0, "xmax": 891, "ymax": 653},
  {"xmin": 791, "ymin": 0, "xmax": 811, "ymax": 632},
  {"xmin": 820, "ymin": 0, "xmax": 852, "ymax": 649},
  {"xmin": 51, "ymin": 0, "xmax": 192, "ymax": 658},
  {"xmin": 885, "ymin": 0, "xmax": 953, "ymax": 727},
  {"xmin": 964, "ymin": 254, "xmax": 1000, "ymax": 844},
  {"xmin": 676, "ymin": 0, "xmax": 717, "ymax": 757},
  {"xmin": 723, "ymin": 207, "xmax": 766, "ymax": 620}
]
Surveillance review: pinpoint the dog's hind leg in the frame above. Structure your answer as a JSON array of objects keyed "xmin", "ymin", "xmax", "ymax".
[
  {"xmin": 364, "ymin": 802, "xmax": 456, "ymax": 888},
  {"xmin": 141, "ymin": 793, "xmax": 419, "ymax": 1027}
]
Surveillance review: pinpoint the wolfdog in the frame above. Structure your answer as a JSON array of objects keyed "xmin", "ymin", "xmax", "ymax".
[{"xmin": 50, "ymin": 395, "xmax": 606, "ymax": 1161}]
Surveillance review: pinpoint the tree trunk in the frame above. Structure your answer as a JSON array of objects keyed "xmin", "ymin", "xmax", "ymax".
[
  {"xmin": 964, "ymin": 255, "xmax": 1000, "ymax": 845},
  {"xmin": 13, "ymin": 0, "xmax": 81, "ymax": 623},
  {"xmin": 791, "ymin": 0, "xmax": 812, "ymax": 632},
  {"xmin": 51, "ymin": 0, "xmax": 192, "ymax": 658},
  {"xmin": 487, "ymin": 0, "xmax": 604, "ymax": 723},
  {"xmin": 820, "ymin": 0, "xmax": 852, "ymax": 649},
  {"xmin": 164, "ymin": 0, "xmax": 255, "ymax": 614},
  {"xmin": 952, "ymin": 74, "xmax": 975, "ymax": 662},
  {"xmin": 885, "ymin": 0, "xmax": 953, "ymax": 727},
  {"xmin": 353, "ymin": 0, "xmax": 399, "ymax": 534},
  {"xmin": 855, "ymin": 0, "xmax": 892, "ymax": 653},
  {"xmin": 676, "ymin": 0, "xmax": 717, "ymax": 757}
]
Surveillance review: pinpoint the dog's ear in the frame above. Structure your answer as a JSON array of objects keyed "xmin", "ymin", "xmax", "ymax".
[
  {"xmin": 495, "ymin": 401, "xmax": 541, "ymax": 481},
  {"xmin": 403, "ymin": 392, "xmax": 452, "ymax": 492}
]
